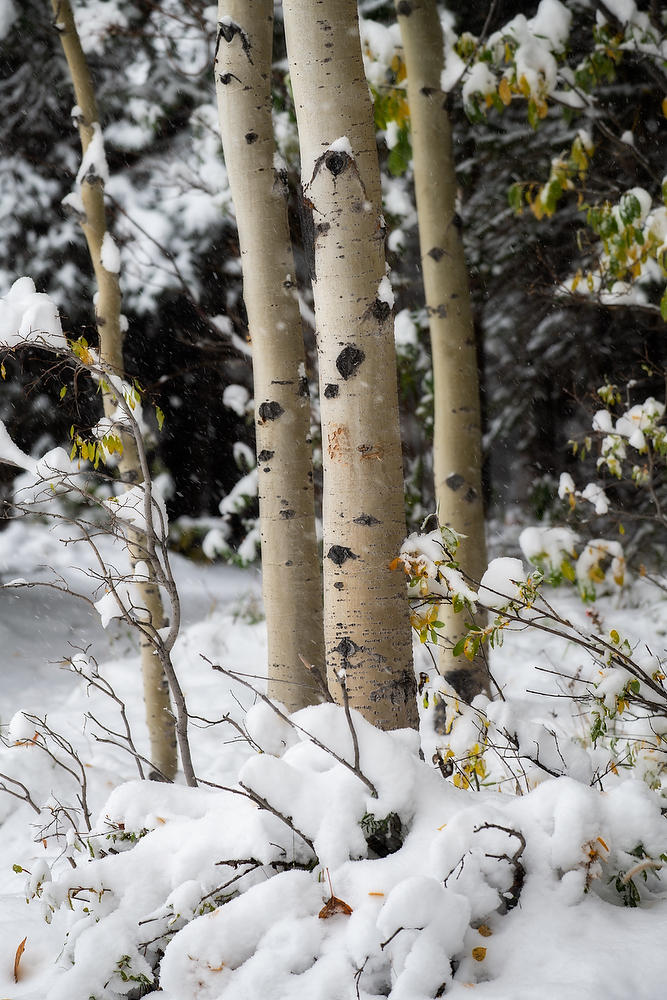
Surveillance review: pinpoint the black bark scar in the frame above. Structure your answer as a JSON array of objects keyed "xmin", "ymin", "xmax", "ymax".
[
  {"xmin": 215, "ymin": 20, "xmax": 253, "ymax": 64},
  {"xmin": 258, "ymin": 401, "xmax": 284, "ymax": 422},
  {"xmin": 298, "ymin": 189, "xmax": 317, "ymax": 281},
  {"xmin": 327, "ymin": 545, "xmax": 357, "ymax": 566},
  {"xmin": 336, "ymin": 345, "xmax": 365, "ymax": 380},
  {"xmin": 353, "ymin": 513, "xmax": 380, "ymax": 526}
]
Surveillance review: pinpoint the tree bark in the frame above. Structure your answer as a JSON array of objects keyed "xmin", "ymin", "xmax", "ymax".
[
  {"xmin": 282, "ymin": 0, "xmax": 418, "ymax": 730},
  {"xmin": 396, "ymin": 0, "xmax": 489, "ymax": 702},
  {"xmin": 49, "ymin": 0, "xmax": 178, "ymax": 777},
  {"xmin": 214, "ymin": 0, "xmax": 324, "ymax": 711}
]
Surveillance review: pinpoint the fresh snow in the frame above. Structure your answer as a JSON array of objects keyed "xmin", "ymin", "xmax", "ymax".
[
  {"xmin": 327, "ymin": 135, "xmax": 353, "ymax": 156},
  {"xmin": 2, "ymin": 517, "xmax": 667, "ymax": 999},
  {"xmin": 100, "ymin": 232, "xmax": 121, "ymax": 274},
  {"xmin": 0, "ymin": 277, "xmax": 66, "ymax": 351}
]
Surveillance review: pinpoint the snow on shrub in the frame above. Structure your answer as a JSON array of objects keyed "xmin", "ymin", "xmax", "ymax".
[{"xmin": 5, "ymin": 686, "xmax": 666, "ymax": 1000}]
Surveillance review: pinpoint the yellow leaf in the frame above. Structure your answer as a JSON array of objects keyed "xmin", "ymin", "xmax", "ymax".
[
  {"xmin": 472, "ymin": 947, "xmax": 487, "ymax": 962},
  {"xmin": 662, "ymin": 96, "xmax": 667, "ymax": 118},
  {"xmin": 478, "ymin": 924, "xmax": 492, "ymax": 937},
  {"xmin": 531, "ymin": 197, "xmax": 545, "ymax": 221},
  {"xmin": 0, "ymin": 362, "xmax": 5, "ymax": 380},
  {"xmin": 561, "ymin": 559, "xmax": 576, "ymax": 583},
  {"xmin": 498, "ymin": 77, "xmax": 512, "ymax": 106}
]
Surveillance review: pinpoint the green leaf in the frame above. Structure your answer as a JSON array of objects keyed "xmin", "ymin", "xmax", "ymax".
[
  {"xmin": 619, "ymin": 192, "xmax": 641, "ymax": 226},
  {"xmin": 387, "ymin": 127, "xmax": 412, "ymax": 178},
  {"xmin": 527, "ymin": 99, "xmax": 539, "ymax": 130},
  {"xmin": 452, "ymin": 637, "xmax": 466, "ymax": 657},
  {"xmin": 59, "ymin": 385, "xmax": 67, "ymax": 399},
  {"xmin": 660, "ymin": 287, "xmax": 667, "ymax": 322},
  {"xmin": 156, "ymin": 405, "xmax": 165, "ymax": 431},
  {"xmin": 508, "ymin": 183, "xmax": 523, "ymax": 214}
]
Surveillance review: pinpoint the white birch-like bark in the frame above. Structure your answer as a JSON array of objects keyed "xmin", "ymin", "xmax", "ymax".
[
  {"xmin": 282, "ymin": 0, "xmax": 418, "ymax": 729},
  {"xmin": 396, "ymin": 0, "xmax": 489, "ymax": 701},
  {"xmin": 49, "ymin": 0, "xmax": 178, "ymax": 777},
  {"xmin": 214, "ymin": 0, "xmax": 324, "ymax": 710}
]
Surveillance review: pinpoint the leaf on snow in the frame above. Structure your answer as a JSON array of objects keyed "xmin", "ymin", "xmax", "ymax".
[
  {"xmin": 14, "ymin": 936, "xmax": 27, "ymax": 983},
  {"xmin": 318, "ymin": 895, "xmax": 353, "ymax": 919}
]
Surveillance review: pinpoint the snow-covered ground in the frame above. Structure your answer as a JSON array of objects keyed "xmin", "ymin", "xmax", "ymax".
[{"xmin": 1, "ymin": 518, "xmax": 667, "ymax": 999}]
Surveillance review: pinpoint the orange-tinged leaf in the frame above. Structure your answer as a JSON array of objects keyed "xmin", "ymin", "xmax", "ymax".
[
  {"xmin": 367, "ymin": 892, "xmax": 384, "ymax": 897},
  {"xmin": 477, "ymin": 924, "xmax": 492, "ymax": 937},
  {"xmin": 319, "ymin": 895, "xmax": 353, "ymax": 919},
  {"xmin": 597, "ymin": 836, "xmax": 609, "ymax": 852},
  {"xmin": 472, "ymin": 946, "xmax": 487, "ymax": 962},
  {"xmin": 14, "ymin": 936, "xmax": 27, "ymax": 983}
]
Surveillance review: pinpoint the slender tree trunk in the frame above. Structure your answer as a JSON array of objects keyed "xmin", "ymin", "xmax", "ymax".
[
  {"xmin": 49, "ymin": 0, "xmax": 178, "ymax": 777},
  {"xmin": 214, "ymin": 0, "xmax": 324, "ymax": 710},
  {"xmin": 396, "ymin": 0, "xmax": 489, "ymax": 701},
  {"xmin": 282, "ymin": 0, "xmax": 418, "ymax": 730}
]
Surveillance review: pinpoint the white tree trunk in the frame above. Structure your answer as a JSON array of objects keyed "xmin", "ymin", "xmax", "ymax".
[
  {"xmin": 396, "ymin": 0, "xmax": 489, "ymax": 701},
  {"xmin": 282, "ymin": 0, "xmax": 418, "ymax": 730},
  {"xmin": 50, "ymin": 0, "xmax": 178, "ymax": 777},
  {"xmin": 215, "ymin": 0, "xmax": 324, "ymax": 710}
]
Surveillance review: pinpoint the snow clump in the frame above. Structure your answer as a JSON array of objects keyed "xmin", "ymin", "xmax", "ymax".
[
  {"xmin": 0, "ymin": 277, "xmax": 66, "ymax": 351},
  {"xmin": 477, "ymin": 556, "xmax": 527, "ymax": 610}
]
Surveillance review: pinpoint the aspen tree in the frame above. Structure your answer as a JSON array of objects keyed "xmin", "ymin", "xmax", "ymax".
[
  {"xmin": 282, "ymin": 0, "xmax": 418, "ymax": 729},
  {"xmin": 396, "ymin": 0, "xmax": 489, "ymax": 700},
  {"xmin": 214, "ymin": 0, "xmax": 324, "ymax": 710},
  {"xmin": 49, "ymin": 0, "xmax": 178, "ymax": 778}
]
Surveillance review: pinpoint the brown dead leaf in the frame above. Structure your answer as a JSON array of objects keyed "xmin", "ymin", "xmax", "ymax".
[
  {"xmin": 14, "ymin": 936, "xmax": 27, "ymax": 983},
  {"xmin": 318, "ymin": 895, "xmax": 353, "ymax": 919},
  {"xmin": 477, "ymin": 924, "xmax": 492, "ymax": 937},
  {"xmin": 471, "ymin": 946, "xmax": 486, "ymax": 962}
]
